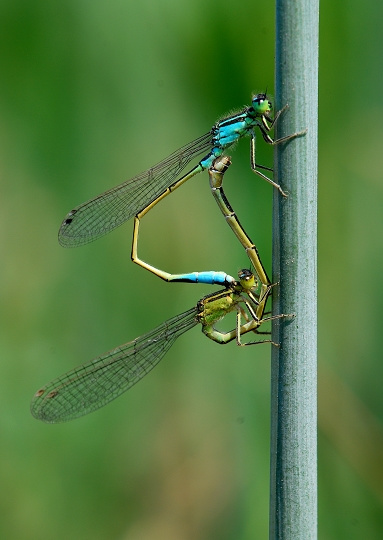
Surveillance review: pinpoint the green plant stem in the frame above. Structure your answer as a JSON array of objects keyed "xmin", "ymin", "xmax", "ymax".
[{"xmin": 269, "ymin": 0, "xmax": 319, "ymax": 538}]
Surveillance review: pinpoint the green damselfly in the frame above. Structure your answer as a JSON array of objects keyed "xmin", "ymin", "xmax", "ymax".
[{"xmin": 31, "ymin": 269, "xmax": 288, "ymax": 423}]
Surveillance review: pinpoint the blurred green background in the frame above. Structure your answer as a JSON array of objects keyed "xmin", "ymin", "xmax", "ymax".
[{"xmin": 1, "ymin": 0, "xmax": 382, "ymax": 538}]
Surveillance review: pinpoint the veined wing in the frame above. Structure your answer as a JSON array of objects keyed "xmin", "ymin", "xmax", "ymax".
[
  {"xmin": 31, "ymin": 307, "xmax": 198, "ymax": 423},
  {"xmin": 59, "ymin": 132, "xmax": 213, "ymax": 247}
]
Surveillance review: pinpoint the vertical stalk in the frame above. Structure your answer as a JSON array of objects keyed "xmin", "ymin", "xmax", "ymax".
[{"xmin": 270, "ymin": 0, "xmax": 319, "ymax": 539}]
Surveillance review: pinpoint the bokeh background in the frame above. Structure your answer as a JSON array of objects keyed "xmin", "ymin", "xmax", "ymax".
[{"xmin": 1, "ymin": 1, "xmax": 382, "ymax": 538}]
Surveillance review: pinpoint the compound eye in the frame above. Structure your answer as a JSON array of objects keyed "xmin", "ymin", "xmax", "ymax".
[{"xmin": 238, "ymin": 268, "xmax": 253, "ymax": 280}]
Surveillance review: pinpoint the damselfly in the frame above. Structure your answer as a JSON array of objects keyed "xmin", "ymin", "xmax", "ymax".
[
  {"xmin": 59, "ymin": 95, "xmax": 305, "ymax": 281},
  {"xmin": 31, "ymin": 269, "xmax": 288, "ymax": 423}
]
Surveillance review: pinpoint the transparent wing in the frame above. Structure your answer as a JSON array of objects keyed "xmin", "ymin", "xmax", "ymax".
[
  {"xmin": 31, "ymin": 307, "xmax": 199, "ymax": 423},
  {"xmin": 59, "ymin": 132, "xmax": 213, "ymax": 247}
]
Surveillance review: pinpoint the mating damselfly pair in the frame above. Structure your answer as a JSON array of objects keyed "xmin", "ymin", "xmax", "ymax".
[{"xmin": 31, "ymin": 94, "xmax": 305, "ymax": 422}]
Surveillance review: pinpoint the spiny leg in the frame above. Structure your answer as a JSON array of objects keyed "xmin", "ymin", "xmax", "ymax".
[
  {"xmin": 237, "ymin": 312, "xmax": 294, "ymax": 347},
  {"xmin": 234, "ymin": 307, "xmax": 278, "ymax": 347},
  {"xmin": 261, "ymin": 103, "xmax": 307, "ymax": 144},
  {"xmin": 202, "ymin": 301, "xmax": 289, "ymax": 347},
  {"xmin": 250, "ymin": 134, "xmax": 288, "ymax": 197},
  {"xmin": 250, "ymin": 104, "xmax": 307, "ymax": 197}
]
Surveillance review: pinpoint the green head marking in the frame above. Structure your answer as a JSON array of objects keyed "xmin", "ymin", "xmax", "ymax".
[
  {"xmin": 237, "ymin": 269, "xmax": 257, "ymax": 291},
  {"xmin": 252, "ymin": 93, "xmax": 272, "ymax": 116}
]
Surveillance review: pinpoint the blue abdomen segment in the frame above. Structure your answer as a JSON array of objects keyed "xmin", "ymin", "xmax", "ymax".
[
  {"xmin": 169, "ymin": 271, "xmax": 236, "ymax": 286},
  {"xmin": 200, "ymin": 146, "xmax": 224, "ymax": 169}
]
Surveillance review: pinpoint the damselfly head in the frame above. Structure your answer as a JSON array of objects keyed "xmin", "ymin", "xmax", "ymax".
[
  {"xmin": 252, "ymin": 93, "xmax": 272, "ymax": 116},
  {"xmin": 238, "ymin": 268, "xmax": 257, "ymax": 291}
]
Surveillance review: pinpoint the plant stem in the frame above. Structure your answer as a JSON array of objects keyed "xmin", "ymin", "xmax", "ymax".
[{"xmin": 269, "ymin": 0, "xmax": 319, "ymax": 538}]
